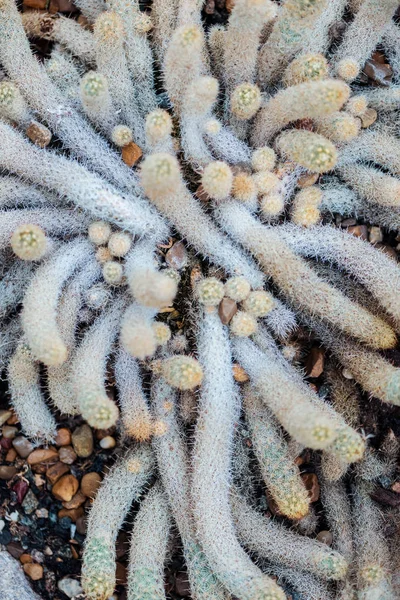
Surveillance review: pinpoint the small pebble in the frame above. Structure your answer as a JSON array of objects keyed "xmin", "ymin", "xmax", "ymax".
[
  {"xmin": 232, "ymin": 363, "xmax": 249, "ymax": 382},
  {"xmin": 121, "ymin": 142, "xmax": 142, "ymax": 167},
  {"xmin": 305, "ymin": 347, "xmax": 325, "ymax": 378},
  {"xmin": 58, "ymin": 507, "xmax": 84, "ymax": 522},
  {"xmin": 75, "ymin": 515, "xmax": 87, "ymax": 535},
  {"xmin": 0, "ymin": 466, "xmax": 17, "ymax": 480},
  {"xmin": 342, "ymin": 368, "xmax": 354, "ymax": 380},
  {"xmin": 46, "ymin": 462, "xmax": 70, "ymax": 485},
  {"xmin": 52, "ymin": 474, "xmax": 79, "ymax": 502},
  {"xmin": 99, "ymin": 436, "xmax": 116, "ymax": 450},
  {"xmin": 0, "ymin": 410, "xmax": 12, "ymax": 426},
  {"xmin": 12, "ymin": 436, "xmax": 34, "ymax": 459},
  {"xmin": 5, "ymin": 448, "xmax": 17, "ymax": 462},
  {"xmin": 58, "ymin": 577, "xmax": 83, "ymax": 598},
  {"xmin": 26, "ymin": 121, "xmax": 52, "ymax": 148},
  {"xmin": 369, "ymin": 226, "xmax": 383, "ymax": 244},
  {"xmin": 316, "ymin": 530, "xmax": 333, "ymax": 546},
  {"xmin": 81, "ymin": 472, "xmax": 102, "ymax": 498},
  {"xmin": 1, "ymin": 426, "xmax": 17, "ymax": 439},
  {"xmin": 55, "ymin": 428, "xmax": 72, "ymax": 447},
  {"xmin": 301, "ymin": 473, "xmax": 320, "ymax": 503},
  {"xmin": 59, "ymin": 446, "xmax": 77, "ymax": 465},
  {"xmin": 23, "ymin": 562, "xmax": 44, "ymax": 581},
  {"xmin": 360, "ymin": 108, "xmax": 377, "ymax": 128},
  {"xmin": 62, "ymin": 490, "xmax": 86, "ymax": 510},
  {"xmin": 72, "ymin": 424, "xmax": 93, "ymax": 458},
  {"xmin": 218, "ymin": 297, "xmax": 238, "ymax": 325},
  {"xmin": 165, "ymin": 241, "xmax": 188, "ymax": 270},
  {"xmin": 35, "ymin": 508, "xmax": 49, "ymax": 519},
  {"xmin": 27, "ymin": 448, "xmax": 58, "ymax": 465},
  {"xmin": 347, "ymin": 225, "xmax": 368, "ymax": 240}
]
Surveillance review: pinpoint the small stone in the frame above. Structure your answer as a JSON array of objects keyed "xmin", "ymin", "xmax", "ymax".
[
  {"xmin": 2, "ymin": 426, "xmax": 18, "ymax": 439},
  {"xmin": 205, "ymin": 0, "xmax": 215, "ymax": 14},
  {"xmin": 0, "ymin": 410, "xmax": 12, "ymax": 426},
  {"xmin": 81, "ymin": 472, "xmax": 102, "ymax": 498},
  {"xmin": 23, "ymin": 0, "xmax": 47, "ymax": 7},
  {"xmin": 316, "ymin": 530, "xmax": 333, "ymax": 546},
  {"xmin": 175, "ymin": 571, "xmax": 191, "ymax": 597},
  {"xmin": 218, "ymin": 297, "xmax": 238, "ymax": 325},
  {"xmin": 26, "ymin": 121, "xmax": 52, "ymax": 148},
  {"xmin": 52, "ymin": 474, "xmax": 79, "ymax": 502},
  {"xmin": 341, "ymin": 218, "xmax": 357, "ymax": 227},
  {"xmin": 49, "ymin": 0, "xmax": 78, "ymax": 12},
  {"xmin": 59, "ymin": 446, "xmax": 77, "ymax": 465},
  {"xmin": 342, "ymin": 368, "xmax": 354, "ymax": 380},
  {"xmin": 20, "ymin": 554, "xmax": 33, "ymax": 565},
  {"xmin": 58, "ymin": 507, "xmax": 84, "ymax": 522},
  {"xmin": 360, "ymin": 108, "xmax": 377, "ymax": 129},
  {"xmin": 232, "ymin": 363, "xmax": 249, "ymax": 382},
  {"xmin": 6, "ymin": 541, "xmax": 24, "ymax": 560},
  {"xmin": 369, "ymin": 226, "xmax": 383, "ymax": 244},
  {"xmin": 35, "ymin": 508, "xmax": 49, "ymax": 519},
  {"xmin": 72, "ymin": 424, "xmax": 93, "ymax": 458},
  {"xmin": 297, "ymin": 172, "xmax": 319, "ymax": 188},
  {"xmin": 46, "ymin": 462, "xmax": 70, "ymax": 485},
  {"xmin": 347, "ymin": 225, "xmax": 368, "ymax": 240},
  {"xmin": 121, "ymin": 142, "xmax": 142, "ymax": 167},
  {"xmin": 99, "ymin": 436, "xmax": 116, "ymax": 450},
  {"xmin": 23, "ymin": 562, "xmax": 43, "ymax": 581},
  {"xmin": 5, "ymin": 448, "xmax": 17, "ymax": 462},
  {"xmin": 14, "ymin": 480, "xmax": 30, "ymax": 505},
  {"xmin": 165, "ymin": 241, "xmax": 188, "ymax": 270},
  {"xmin": 58, "ymin": 577, "xmax": 83, "ymax": 598},
  {"xmin": 27, "ymin": 448, "xmax": 59, "ymax": 465},
  {"xmin": 55, "ymin": 428, "xmax": 72, "ymax": 447},
  {"xmin": 391, "ymin": 482, "xmax": 400, "ymax": 493},
  {"xmin": 370, "ymin": 487, "xmax": 400, "ymax": 507},
  {"xmin": 12, "ymin": 436, "xmax": 34, "ymax": 458},
  {"xmin": 75, "ymin": 515, "xmax": 87, "ymax": 535},
  {"xmin": 364, "ymin": 56, "xmax": 392, "ymax": 86},
  {"xmin": 62, "ymin": 490, "xmax": 86, "ymax": 510},
  {"xmin": 301, "ymin": 473, "xmax": 320, "ymax": 503},
  {"xmin": 6, "ymin": 412, "xmax": 19, "ymax": 425},
  {"xmin": 306, "ymin": 347, "xmax": 325, "ymax": 378},
  {"xmin": 0, "ymin": 466, "xmax": 17, "ymax": 480}
]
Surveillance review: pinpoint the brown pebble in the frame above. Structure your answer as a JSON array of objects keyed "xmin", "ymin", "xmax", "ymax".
[
  {"xmin": 374, "ymin": 244, "xmax": 398, "ymax": 260},
  {"xmin": 52, "ymin": 474, "xmax": 79, "ymax": 502},
  {"xmin": 26, "ymin": 121, "xmax": 52, "ymax": 148},
  {"xmin": 75, "ymin": 515, "xmax": 87, "ymax": 535},
  {"xmin": 5, "ymin": 448, "xmax": 17, "ymax": 462},
  {"xmin": 121, "ymin": 142, "xmax": 142, "ymax": 167},
  {"xmin": 22, "ymin": 0, "xmax": 47, "ymax": 8},
  {"xmin": 48, "ymin": 0, "xmax": 78, "ymax": 12},
  {"xmin": 301, "ymin": 473, "xmax": 320, "ymax": 503},
  {"xmin": 99, "ymin": 436, "xmax": 116, "ymax": 450},
  {"xmin": 370, "ymin": 487, "xmax": 400, "ymax": 507},
  {"xmin": 58, "ymin": 507, "xmax": 84, "ymax": 522},
  {"xmin": 316, "ymin": 530, "xmax": 333, "ymax": 546},
  {"xmin": 27, "ymin": 447, "xmax": 59, "ymax": 465},
  {"xmin": 12, "ymin": 436, "xmax": 34, "ymax": 458},
  {"xmin": 194, "ymin": 184, "xmax": 210, "ymax": 202},
  {"xmin": 62, "ymin": 490, "xmax": 87, "ymax": 510},
  {"xmin": 219, "ymin": 297, "xmax": 238, "ymax": 325},
  {"xmin": 305, "ymin": 347, "xmax": 325, "ymax": 378},
  {"xmin": 0, "ymin": 465, "xmax": 17, "ymax": 480},
  {"xmin": 364, "ymin": 55, "xmax": 392, "ymax": 86},
  {"xmin": 341, "ymin": 218, "xmax": 357, "ymax": 227},
  {"xmin": 20, "ymin": 554, "xmax": 33, "ymax": 564},
  {"xmin": 6, "ymin": 412, "xmax": 19, "ymax": 425},
  {"xmin": 205, "ymin": 0, "xmax": 215, "ymax": 15},
  {"xmin": 59, "ymin": 446, "xmax": 77, "ymax": 465},
  {"xmin": 232, "ymin": 363, "xmax": 249, "ymax": 382},
  {"xmin": 0, "ymin": 410, "xmax": 12, "ymax": 426},
  {"xmin": 46, "ymin": 461, "xmax": 70, "ymax": 485},
  {"xmin": 174, "ymin": 571, "xmax": 191, "ymax": 597},
  {"xmin": 23, "ymin": 562, "xmax": 44, "ymax": 581},
  {"xmin": 81, "ymin": 472, "xmax": 102, "ymax": 498},
  {"xmin": 6, "ymin": 541, "xmax": 24, "ymax": 560},
  {"xmin": 391, "ymin": 482, "xmax": 400, "ymax": 493},
  {"xmin": 347, "ymin": 225, "xmax": 368, "ymax": 240},
  {"xmin": 72, "ymin": 424, "xmax": 93, "ymax": 458},
  {"xmin": 369, "ymin": 226, "xmax": 383, "ymax": 245},
  {"xmin": 360, "ymin": 108, "xmax": 377, "ymax": 129},
  {"xmin": 2, "ymin": 425, "xmax": 18, "ymax": 439},
  {"xmin": 297, "ymin": 172, "xmax": 319, "ymax": 188},
  {"xmin": 55, "ymin": 428, "xmax": 72, "ymax": 447},
  {"xmin": 165, "ymin": 241, "xmax": 188, "ymax": 270}
]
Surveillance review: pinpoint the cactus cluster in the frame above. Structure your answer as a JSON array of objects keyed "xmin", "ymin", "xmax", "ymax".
[{"xmin": 0, "ymin": 0, "xmax": 400, "ymax": 598}]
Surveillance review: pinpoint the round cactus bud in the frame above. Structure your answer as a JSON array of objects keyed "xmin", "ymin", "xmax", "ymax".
[
  {"xmin": 111, "ymin": 125, "xmax": 133, "ymax": 147},
  {"xmin": 95, "ymin": 246, "xmax": 113, "ymax": 264},
  {"xmin": 0, "ymin": 80, "xmax": 18, "ymax": 107},
  {"xmin": 163, "ymin": 268, "xmax": 181, "ymax": 284},
  {"xmin": 95, "ymin": 10, "xmax": 124, "ymax": 41},
  {"xmin": 260, "ymin": 192, "xmax": 285, "ymax": 218},
  {"xmin": 243, "ymin": 290, "xmax": 275, "ymax": 317},
  {"xmin": 102, "ymin": 261, "xmax": 124, "ymax": 285},
  {"xmin": 121, "ymin": 320, "xmax": 157, "ymax": 360},
  {"xmin": 133, "ymin": 12, "xmax": 153, "ymax": 33},
  {"xmin": 317, "ymin": 553, "xmax": 348, "ymax": 581},
  {"xmin": 231, "ymin": 83, "xmax": 261, "ymax": 120},
  {"xmin": 232, "ymin": 173, "xmax": 257, "ymax": 203},
  {"xmin": 174, "ymin": 24, "xmax": 203, "ymax": 49},
  {"xmin": 11, "ymin": 223, "xmax": 47, "ymax": 261},
  {"xmin": 346, "ymin": 95, "xmax": 368, "ymax": 117},
  {"xmin": 81, "ymin": 391, "xmax": 120, "ymax": 429},
  {"xmin": 253, "ymin": 171, "xmax": 279, "ymax": 195},
  {"xmin": 387, "ymin": 371, "xmax": 400, "ymax": 405},
  {"xmin": 291, "ymin": 186, "xmax": 323, "ymax": 227},
  {"xmin": 161, "ymin": 355, "xmax": 204, "ymax": 390},
  {"xmin": 224, "ymin": 276, "xmax": 251, "ymax": 302},
  {"xmin": 230, "ymin": 311, "xmax": 258, "ymax": 337},
  {"xmin": 130, "ymin": 271, "xmax": 177, "ymax": 308},
  {"xmin": 88, "ymin": 221, "xmax": 112, "ymax": 245},
  {"xmin": 276, "ymin": 130, "xmax": 338, "ymax": 174},
  {"xmin": 336, "ymin": 58, "xmax": 360, "ymax": 82},
  {"xmin": 283, "ymin": 53, "xmax": 329, "ymax": 87},
  {"xmin": 85, "ymin": 283, "xmax": 111, "ymax": 310},
  {"xmin": 201, "ymin": 161, "xmax": 233, "ymax": 200},
  {"xmin": 331, "ymin": 427, "xmax": 365, "ymax": 464},
  {"xmin": 80, "ymin": 71, "xmax": 109, "ymax": 102},
  {"xmin": 141, "ymin": 153, "xmax": 181, "ymax": 201},
  {"xmin": 251, "ymin": 147, "xmax": 276, "ymax": 172},
  {"xmin": 0, "ymin": 80, "xmax": 29, "ymax": 123},
  {"xmin": 359, "ymin": 565, "xmax": 386, "ymax": 585},
  {"xmin": 152, "ymin": 322, "xmax": 172, "ymax": 346},
  {"xmin": 196, "ymin": 277, "xmax": 225, "ymax": 306},
  {"xmin": 145, "ymin": 109, "xmax": 173, "ymax": 143},
  {"xmin": 203, "ymin": 119, "xmax": 222, "ymax": 135},
  {"xmin": 108, "ymin": 232, "xmax": 132, "ymax": 257}
]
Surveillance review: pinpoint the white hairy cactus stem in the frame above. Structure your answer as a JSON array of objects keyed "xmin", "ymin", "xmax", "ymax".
[
  {"xmin": 193, "ymin": 309, "xmax": 286, "ymax": 600},
  {"xmin": 275, "ymin": 129, "xmax": 338, "ymax": 174},
  {"xmin": 339, "ymin": 164, "xmax": 400, "ymax": 208},
  {"xmin": 120, "ymin": 303, "xmax": 157, "ymax": 360},
  {"xmin": 82, "ymin": 445, "xmax": 154, "ymax": 600},
  {"xmin": 21, "ymin": 238, "xmax": 93, "ymax": 366}
]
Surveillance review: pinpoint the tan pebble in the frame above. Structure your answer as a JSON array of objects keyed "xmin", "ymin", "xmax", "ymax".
[
  {"xmin": 121, "ymin": 142, "xmax": 142, "ymax": 167},
  {"xmin": 360, "ymin": 108, "xmax": 377, "ymax": 128},
  {"xmin": 347, "ymin": 225, "xmax": 368, "ymax": 240},
  {"xmin": 316, "ymin": 530, "xmax": 333, "ymax": 546},
  {"xmin": 232, "ymin": 363, "xmax": 249, "ymax": 382},
  {"xmin": 391, "ymin": 482, "xmax": 400, "ymax": 493},
  {"xmin": 72, "ymin": 424, "xmax": 93, "ymax": 458},
  {"xmin": 20, "ymin": 554, "xmax": 33, "ymax": 564},
  {"xmin": 52, "ymin": 474, "xmax": 79, "ymax": 502},
  {"xmin": 27, "ymin": 448, "xmax": 59, "ymax": 465},
  {"xmin": 6, "ymin": 411, "xmax": 19, "ymax": 425},
  {"xmin": 0, "ymin": 410, "xmax": 12, "ymax": 426},
  {"xmin": 55, "ymin": 428, "xmax": 72, "ymax": 447},
  {"xmin": 305, "ymin": 347, "xmax": 325, "ymax": 378},
  {"xmin": 0, "ymin": 466, "xmax": 17, "ymax": 480},
  {"xmin": 342, "ymin": 368, "xmax": 354, "ymax": 380},
  {"xmin": 22, "ymin": 0, "xmax": 47, "ymax": 8},
  {"xmin": 58, "ymin": 507, "xmax": 84, "ymax": 522},
  {"xmin": 23, "ymin": 563, "xmax": 44, "ymax": 580},
  {"xmin": 2, "ymin": 425, "xmax": 18, "ymax": 439},
  {"xmin": 26, "ymin": 121, "xmax": 52, "ymax": 148},
  {"xmin": 46, "ymin": 461, "xmax": 70, "ymax": 485},
  {"xmin": 301, "ymin": 473, "xmax": 320, "ymax": 503},
  {"xmin": 12, "ymin": 436, "xmax": 34, "ymax": 458},
  {"xmin": 80, "ymin": 472, "xmax": 102, "ymax": 498},
  {"xmin": 62, "ymin": 490, "xmax": 86, "ymax": 510},
  {"xmin": 5, "ymin": 448, "xmax": 17, "ymax": 462},
  {"xmin": 99, "ymin": 436, "xmax": 116, "ymax": 449},
  {"xmin": 59, "ymin": 446, "xmax": 77, "ymax": 465},
  {"xmin": 369, "ymin": 226, "xmax": 383, "ymax": 245},
  {"xmin": 165, "ymin": 241, "xmax": 188, "ymax": 270}
]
